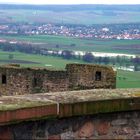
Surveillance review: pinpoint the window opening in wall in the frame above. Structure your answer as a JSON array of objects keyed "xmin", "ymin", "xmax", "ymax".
[
  {"xmin": 33, "ymin": 78, "xmax": 38, "ymax": 87},
  {"xmin": 95, "ymin": 71, "xmax": 101, "ymax": 81},
  {"xmin": 26, "ymin": 85, "xmax": 29, "ymax": 89},
  {"xmin": 2, "ymin": 74, "xmax": 7, "ymax": 84}
]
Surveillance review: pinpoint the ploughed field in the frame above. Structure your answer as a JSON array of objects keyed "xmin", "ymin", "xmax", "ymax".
[
  {"xmin": 0, "ymin": 35, "xmax": 140, "ymax": 55},
  {"xmin": 0, "ymin": 51, "xmax": 140, "ymax": 88}
]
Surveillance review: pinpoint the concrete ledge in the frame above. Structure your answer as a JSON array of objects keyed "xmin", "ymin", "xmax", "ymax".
[
  {"xmin": 0, "ymin": 89, "xmax": 140, "ymax": 125},
  {"xmin": 0, "ymin": 105, "xmax": 57, "ymax": 125},
  {"xmin": 0, "ymin": 97, "xmax": 57, "ymax": 125},
  {"xmin": 59, "ymin": 98, "xmax": 140, "ymax": 117}
]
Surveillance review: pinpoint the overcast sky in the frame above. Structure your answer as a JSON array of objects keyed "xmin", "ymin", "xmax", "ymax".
[{"xmin": 0, "ymin": 0, "xmax": 140, "ymax": 5}]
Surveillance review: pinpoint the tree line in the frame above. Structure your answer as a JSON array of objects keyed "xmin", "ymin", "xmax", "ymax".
[{"xmin": 0, "ymin": 42, "xmax": 139, "ymax": 71}]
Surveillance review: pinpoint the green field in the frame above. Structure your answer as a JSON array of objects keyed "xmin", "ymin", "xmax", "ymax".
[
  {"xmin": 0, "ymin": 34, "xmax": 140, "ymax": 54},
  {"xmin": 116, "ymin": 70, "xmax": 140, "ymax": 88},
  {"xmin": 0, "ymin": 9, "xmax": 140, "ymax": 25},
  {"xmin": 0, "ymin": 51, "xmax": 139, "ymax": 88},
  {"xmin": 0, "ymin": 51, "xmax": 85, "ymax": 69}
]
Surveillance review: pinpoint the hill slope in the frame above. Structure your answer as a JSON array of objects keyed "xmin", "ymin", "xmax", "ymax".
[{"xmin": 0, "ymin": 4, "xmax": 140, "ymax": 24}]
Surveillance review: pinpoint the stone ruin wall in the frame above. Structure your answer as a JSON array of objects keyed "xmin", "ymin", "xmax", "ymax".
[
  {"xmin": 0, "ymin": 64, "xmax": 116, "ymax": 95},
  {"xmin": 0, "ymin": 67, "xmax": 69, "ymax": 95},
  {"xmin": 0, "ymin": 67, "xmax": 33, "ymax": 95},
  {"xmin": 66, "ymin": 64, "xmax": 116, "ymax": 90},
  {"xmin": 1, "ymin": 111, "xmax": 139, "ymax": 139},
  {"xmin": 42, "ymin": 70, "xmax": 69, "ymax": 93}
]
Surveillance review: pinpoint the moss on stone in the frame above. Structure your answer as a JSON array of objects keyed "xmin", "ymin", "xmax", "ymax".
[
  {"xmin": 0, "ymin": 99, "xmax": 55, "ymax": 111},
  {"xmin": 133, "ymin": 92, "xmax": 140, "ymax": 97}
]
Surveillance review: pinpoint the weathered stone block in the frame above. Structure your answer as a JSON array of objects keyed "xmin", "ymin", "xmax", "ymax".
[
  {"xmin": 133, "ymin": 134, "xmax": 140, "ymax": 139},
  {"xmin": 61, "ymin": 131, "xmax": 74, "ymax": 140},
  {"xmin": 96, "ymin": 121, "xmax": 110, "ymax": 135},
  {"xmin": 77, "ymin": 121, "xmax": 94, "ymax": 138},
  {"xmin": 48, "ymin": 135, "xmax": 61, "ymax": 140},
  {"xmin": 116, "ymin": 127, "xmax": 134, "ymax": 135},
  {"xmin": 111, "ymin": 119, "xmax": 128, "ymax": 126}
]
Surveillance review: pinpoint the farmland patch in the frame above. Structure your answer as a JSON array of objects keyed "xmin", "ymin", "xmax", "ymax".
[
  {"xmin": 0, "ymin": 60, "xmax": 40, "ymax": 64},
  {"xmin": 114, "ymin": 44, "xmax": 140, "ymax": 54}
]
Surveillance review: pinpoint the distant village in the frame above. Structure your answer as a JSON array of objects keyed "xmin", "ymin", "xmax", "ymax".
[{"xmin": 0, "ymin": 23, "xmax": 140, "ymax": 40}]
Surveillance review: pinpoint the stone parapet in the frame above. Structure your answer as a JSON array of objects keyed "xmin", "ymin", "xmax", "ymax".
[{"xmin": 0, "ymin": 88, "xmax": 139, "ymax": 125}]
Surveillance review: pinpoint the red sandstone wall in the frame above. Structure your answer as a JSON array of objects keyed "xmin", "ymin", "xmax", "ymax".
[{"xmin": 0, "ymin": 111, "xmax": 139, "ymax": 139}]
